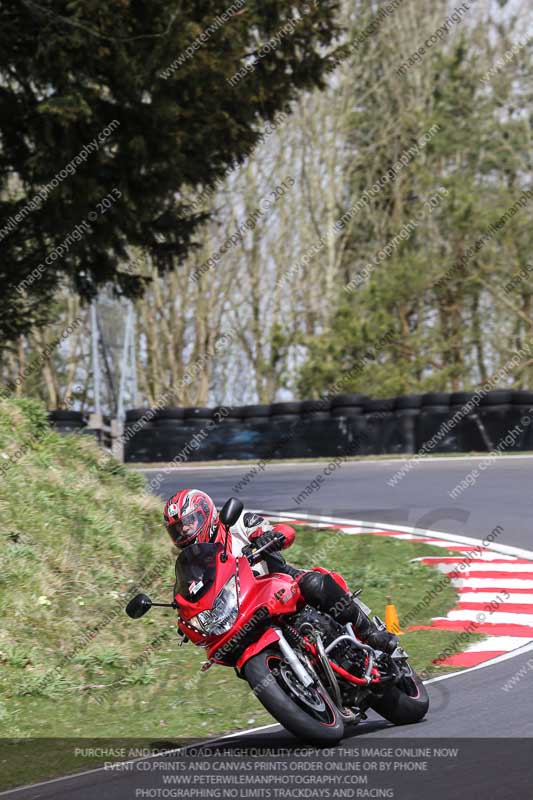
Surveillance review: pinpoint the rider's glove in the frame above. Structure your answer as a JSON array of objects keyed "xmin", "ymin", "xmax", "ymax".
[
  {"xmin": 251, "ymin": 530, "xmax": 283, "ymax": 551},
  {"xmin": 249, "ymin": 524, "xmax": 295, "ymax": 550},
  {"xmin": 271, "ymin": 523, "xmax": 295, "ymax": 549},
  {"xmin": 249, "ymin": 526, "xmax": 267, "ymax": 542}
]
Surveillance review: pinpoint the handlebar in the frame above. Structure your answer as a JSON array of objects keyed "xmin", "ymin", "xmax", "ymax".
[{"xmin": 242, "ymin": 533, "xmax": 285, "ymax": 565}]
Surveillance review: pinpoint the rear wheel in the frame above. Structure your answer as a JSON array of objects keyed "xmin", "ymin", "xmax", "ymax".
[
  {"xmin": 368, "ymin": 665, "xmax": 429, "ymax": 724},
  {"xmin": 243, "ymin": 647, "xmax": 344, "ymax": 744}
]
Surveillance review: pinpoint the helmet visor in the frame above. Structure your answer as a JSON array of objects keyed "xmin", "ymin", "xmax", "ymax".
[{"xmin": 166, "ymin": 508, "xmax": 207, "ymax": 546}]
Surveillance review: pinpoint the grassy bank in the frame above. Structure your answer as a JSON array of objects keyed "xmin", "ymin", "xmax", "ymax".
[{"xmin": 0, "ymin": 399, "xmax": 480, "ymax": 788}]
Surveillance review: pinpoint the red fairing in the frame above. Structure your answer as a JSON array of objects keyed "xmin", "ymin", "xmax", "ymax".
[
  {"xmin": 207, "ymin": 557, "xmax": 303, "ymax": 664},
  {"xmin": 235, "ymin": 628, "xmax": 280, "ymax": 670},
  {"xmin": 307, "ymin": 565, "xmax": 349, "ymax": 593},
  {"xmin": 174, "ymin": 547, "xmax": 304, "ymax": 663},
  {"xmin": 271, "ymin": 523, "xmax": 296, "ymax": 549}
]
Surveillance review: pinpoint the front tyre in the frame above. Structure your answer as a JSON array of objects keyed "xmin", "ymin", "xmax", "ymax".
[
  {"xmin": 243, "ymin": 647, "xmax": 344, "ymax": 744},
  {"xmin": 369, "ymin": 666, "xmax": 429, "ymax": 725}
]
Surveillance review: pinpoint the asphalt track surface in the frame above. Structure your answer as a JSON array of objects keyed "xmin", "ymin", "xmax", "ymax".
[
  {"xmin": 148, "ymin": 455, "xmax": 533, "ymax": 550},
  {"xmin": 4, "ymin": 457, "xmax": 533, "ymax": 799}
]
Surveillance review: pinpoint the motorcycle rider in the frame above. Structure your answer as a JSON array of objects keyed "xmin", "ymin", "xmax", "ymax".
[{"xmin": 164, "ymin": 489, "xmax": 398, "ymax": 654}]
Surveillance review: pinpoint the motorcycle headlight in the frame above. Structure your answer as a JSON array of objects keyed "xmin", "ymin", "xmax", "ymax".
[{"xmin": 189, "ymin": 576, "xmax": 239, "ymax": 636}]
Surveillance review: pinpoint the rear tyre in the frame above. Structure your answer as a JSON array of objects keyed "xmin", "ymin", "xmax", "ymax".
[
  {"xmin": 243, "ymin": 647, "xmax": 344, "ymax": 744},
  {"xmin": 368, "ymin": 666, "xmax": 429, "ymax": 724}
]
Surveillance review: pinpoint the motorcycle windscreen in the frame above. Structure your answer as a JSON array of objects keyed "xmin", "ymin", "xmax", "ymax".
[{"xmin": 174, "ymin": 542, "xmax": 224, "ymax": 601}]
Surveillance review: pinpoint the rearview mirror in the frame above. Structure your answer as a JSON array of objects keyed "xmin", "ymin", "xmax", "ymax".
[
  {"xmin": 219, "ymin": 497, "xmax": 244, "ymax": 528},
  {"xmin": 125, "ymin": 593, "xmax": 152, "ymax": 619}
]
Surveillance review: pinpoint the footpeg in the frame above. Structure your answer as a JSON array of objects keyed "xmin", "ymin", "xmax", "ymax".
[
  {"xmin": 391, "ymin": 645, "xmax": 408, "ymax": 659},
  {"xmin": 341, "ymin": 707, "xmax": 361, "ymax": 724}
]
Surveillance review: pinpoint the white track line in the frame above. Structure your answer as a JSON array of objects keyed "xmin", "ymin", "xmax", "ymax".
[
  {"xmin": 450, "ymin": 578, "xmax": 533, "ymax": 590},
  {"xmin": 414, "ymin": 554, "xmax": 517, "ymax": 562},
  {"xmin": 430, "ymin": 562, "xmax": 533, "ymax": 573},
  {"xmin": 462, "ymin": 636, "xmax": 532, "ymax": 652},
  {"xmin": 459, "ymin": 592, "xmax": 533, "ymax": 604},
  {"xmin": 436, "ymin": 610, "xmax": 533, "ymax": 625},
  {"xmin": 262, "ymin": 510, "xmax": 533, "ymax": 561}
]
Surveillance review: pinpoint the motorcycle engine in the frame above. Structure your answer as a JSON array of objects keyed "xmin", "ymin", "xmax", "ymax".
[
  {"xmin": 333, "ymin": 640, "xmax": 367, "ymax": 675},
  {"xmin": 292, "ymin": 605, "xmax": 343, "ymax": 644},
  {"xmin": 292, "ymin": 606, "xmax": 366, "ymax": 675},
  {"xmin": 289, "ymin": 606, "xmax": 369, "ymax": 711}
]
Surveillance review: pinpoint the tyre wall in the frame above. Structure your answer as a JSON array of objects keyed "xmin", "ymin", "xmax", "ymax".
[{"xmin": 117, "ymin": 390, "xmax": 533, "ymax": 462}]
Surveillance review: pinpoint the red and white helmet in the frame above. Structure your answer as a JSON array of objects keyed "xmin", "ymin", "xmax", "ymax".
[{"xmin": 163, "ymin": 489, "xmax": 219, "ymax": 548}]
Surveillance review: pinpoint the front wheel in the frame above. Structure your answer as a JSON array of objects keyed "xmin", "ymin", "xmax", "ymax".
[
  {"xmin": 368, "ymin": 666, "xmax": 429, "ymax": 725},
  {"xmin": 243, "ymin": 647, "xmax": 344, "ymax": 744}
]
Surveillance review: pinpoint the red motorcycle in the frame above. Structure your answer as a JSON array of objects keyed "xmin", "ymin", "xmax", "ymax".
[{"xmin": 126, "ymin": 498, "xmax": 429, "ymax": 743}]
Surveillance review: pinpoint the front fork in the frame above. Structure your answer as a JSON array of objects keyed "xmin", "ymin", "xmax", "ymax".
[
  {"xmin": 275, "ymin": 627, "xmax": 315, "ymax": 687},
  {"xmin": 278, "ymin": 622, "xmax": 382, "ymax": 723}
]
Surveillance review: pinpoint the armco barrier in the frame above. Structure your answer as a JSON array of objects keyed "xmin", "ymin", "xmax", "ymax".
[{"xmin": 49, "ymin": 390, "xmax": 533, "ymax": 462}]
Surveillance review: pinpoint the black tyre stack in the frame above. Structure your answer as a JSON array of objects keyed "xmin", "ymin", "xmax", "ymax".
[
  {"xmin": 447, "ymin": 392, "xmax": 486, "ymax": 452},
  {"xmin": 362, "ymin": 397, "xmax": 399, "ymax": 455},
  {"xmin": 239, "ymin": 405, "xmax": 273, "ymax": 460},
  {"xmin": 268, "ymin": 402, "xmax": 304, "ymax": 459},
  {"xmin": 213, "ymin": 405, "xmax": 261, "ymax": 461},
  {"xmin": 124, "ymin": 407, "xmax": 161, "ymax": 462},
  {"xmin": 48, "ymin": 410, "xmax": 87, "ymax": 434},
  {"xmin": 329, "ymin": 394, "xmax": 368, "ymax": 456},
  {"xmin": 477, "ymin": 390, "xmax": 517, "ymax": 451},
  {"xmin": 395, "ymin": 395, "xmax": 422, "ymax": 454},
  {"xmin": 415, "ymin": 393, "xmax": 452, "ymax": 453},
  {"xmin": 298, "ymin": 396, "xmax": 362, "ymax": 458},
  {"xmin": 299, "ymin": 399, "xmax": 337, "ymax": 458},
  {"xmin": 121, "ymin": 389, "xmax": 533, "ymax": 462},
  {"xmin": 511, "ymin": 391, "xmax": 533, "ymax": 451}
]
